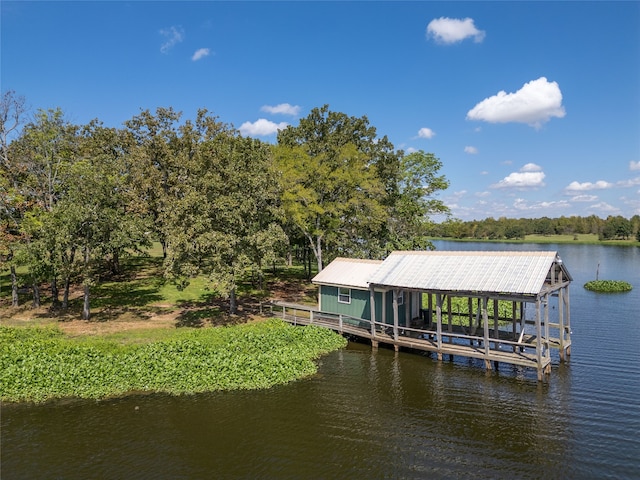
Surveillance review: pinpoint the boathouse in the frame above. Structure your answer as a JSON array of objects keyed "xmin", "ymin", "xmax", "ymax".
[
  {"xmin": 312, "ymin": 257, "xmax": 407, "ymax": 323},
  {"xmin": 276, "ymin": 250, "xmax": 572, "ymax": 380}
]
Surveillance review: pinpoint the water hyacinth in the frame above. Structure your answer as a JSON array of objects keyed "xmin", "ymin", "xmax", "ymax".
[
  {"xmin": 584, "ymin": 280, "xmax": 633, "ymax": 293},
  {"xmin": 0, "ymin": 320, "xmax": 347, "ymax": 403}
]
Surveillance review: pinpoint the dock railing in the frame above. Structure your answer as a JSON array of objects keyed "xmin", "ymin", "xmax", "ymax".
[{"xmin": 269, "ymin": 301, "xmax": 548, "ymax": 356}]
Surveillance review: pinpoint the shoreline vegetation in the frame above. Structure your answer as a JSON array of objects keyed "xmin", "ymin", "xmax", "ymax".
[
  {"xmin": 0, "ymin": 320, "xmax": 347, "ymax": 404},
  {"xmin": 428, "ymin": 233, "xmax": 639, "ymax": 246}
]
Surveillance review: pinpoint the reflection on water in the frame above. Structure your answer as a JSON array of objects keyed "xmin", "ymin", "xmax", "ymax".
[{"xmin": 2, "ymin": 242, "xmax": 639, "ymax": 479}]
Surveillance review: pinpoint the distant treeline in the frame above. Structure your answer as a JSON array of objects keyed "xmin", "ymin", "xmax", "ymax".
[{"xmin": 428, "ymin": 215, "xmax": 640, "ymax": 242}]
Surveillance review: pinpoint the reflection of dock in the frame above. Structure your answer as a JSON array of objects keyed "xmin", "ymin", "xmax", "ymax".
[{"xmin": 271, "ymin": 300, "xmax": 571, "ymax": 380}]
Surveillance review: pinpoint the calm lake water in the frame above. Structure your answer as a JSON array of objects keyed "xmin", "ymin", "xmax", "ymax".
[{"xmin": 2, "ymin": 242, "xmax": 639, "ymax": 479}]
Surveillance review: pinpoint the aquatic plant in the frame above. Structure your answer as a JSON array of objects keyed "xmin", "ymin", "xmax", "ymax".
[
  {"xmin": 583, "ymin": 280, "xmax": 633, "ymax": 293},
  {"xmin": 0, "ymin": 320, "xmax": 347, "ymax": 403}
]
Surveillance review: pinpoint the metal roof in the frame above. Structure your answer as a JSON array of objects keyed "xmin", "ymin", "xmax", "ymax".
[
  {"xmin": 368, "ymin": 251, "xmax": 567, "ymax": 296},
  {"xmin": 312, "ymin": 258, "xmax": 383, "ymax": 289}
]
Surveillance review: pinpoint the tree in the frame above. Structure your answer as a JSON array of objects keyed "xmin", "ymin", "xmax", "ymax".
[
  {"xmin": 123, "ymin": 107, "xmax": 183, "ymax": 259},
  {"xmin": 602, "ymin": 215, "xmax": 632, "ymax": 240},
  {"xmin": 0, "ymin": 90, "xmax": 28, "ymax": 306},
  {"xmin": 277, "ymin": 106, "xmax": 404, "ymax": 270},
  {"xmin": 387, "ymin": 150, "xmax": 450, "ymax": 250},
  {"xmin": 56, "ymin": 120, "xmax": 150, "ymax": 319},
  {"xmin": 275, "ymin": 143, "xmax": 386, "ymax": 271},
  {"xmin": 7, "ymin": 108, "xmax": 78, "ymax": 306},
  {"xmin": 163, "ymin": 112, "xmax": 286, "ymax": 314}
]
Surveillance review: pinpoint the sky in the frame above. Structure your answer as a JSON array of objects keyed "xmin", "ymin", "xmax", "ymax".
[{"xmin": 2, "ymin": 1, "xmax": 639, "ymax": 221}]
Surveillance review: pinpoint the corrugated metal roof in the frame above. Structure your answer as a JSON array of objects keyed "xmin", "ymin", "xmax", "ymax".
[
  {"xmin": 368, "ymin": 251, "xmax": 561, "ymax": 295},
  {"xmin": 312, "ymin": 258, "xmax": 383, "ymax": 289}
]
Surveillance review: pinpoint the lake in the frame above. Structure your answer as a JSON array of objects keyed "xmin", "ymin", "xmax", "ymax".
[{"xmin": 2, "ymin": 241, "xmax": 639, "ymax": 479}]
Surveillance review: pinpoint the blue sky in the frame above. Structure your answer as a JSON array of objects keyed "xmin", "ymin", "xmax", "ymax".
[{"xmin": 2, "ymin": 1, "xmax": 639, "ymax": 221}]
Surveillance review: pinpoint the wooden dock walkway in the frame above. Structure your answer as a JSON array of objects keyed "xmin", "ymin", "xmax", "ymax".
[{"xmin": 270, "ymin": 302, "xmax": 571, "ymax": 379}]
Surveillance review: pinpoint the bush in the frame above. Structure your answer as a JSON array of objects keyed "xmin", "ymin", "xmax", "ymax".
[{"xmin": 584, "ymin": 280, "xmax": 633, "ymax": 293}]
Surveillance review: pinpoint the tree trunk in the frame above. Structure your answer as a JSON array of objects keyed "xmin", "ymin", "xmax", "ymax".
[
  {"xmin": 62, "ymin": 276, "xmax": 70, "ymax": 309},
  {"xmin": 229, "ymin": 287, "xmax": 237, "ymax": 315},
  {"xmin": 32, "ymin": 282, "xmax": 40, "ymax": 308},
  {"xmin": 10, "ymin": 264, "xmax": 18, "ymax": 307},
  {"xmin": 82, "ymin": 246, "xmax": 91, "ymax": 320},
  {"xmin": 110, "ymin": 250, "xmax": 121, "ymax": 275},
  {"xmin": 82, "ymin": 283, "xmax": 90, "ymax": 320},
  {"xmin": 51, "ymin": 274, "xmax": 60, "ymax": 307}
]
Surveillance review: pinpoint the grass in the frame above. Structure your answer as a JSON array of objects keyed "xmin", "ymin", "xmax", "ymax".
[{"xmin": 0, "ymin": 244, "xmax": 318, "ymax": 329}]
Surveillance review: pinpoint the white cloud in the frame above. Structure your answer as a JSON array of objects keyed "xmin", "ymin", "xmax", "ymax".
[
  {"xmin": 426, "ymin": 17, "xmax": 485, "ymax": 44},
  {"xmin": 239, "ymin": 118, "xmax": 288, "ymax": 136},
  {"xmin": 617, "ymin": 176, "xmax": 640, "ymax": 188},
  {"xmin": 192, "ymin": 48, "xmax": 211, "ymax": 61},
  {"xmin": 570, "ymin": 194, "xmax": 599, "ymax": 202},
  {"xmin": 630, "ymin": 161, "xmax": 640, "ymax": 171},
  {"xmin": 160, "ymin": 26, "xmax": 184, "ymax": 54},
  {"xmin": 261, "ymin": 103, "xmax": 301, "ymax": 116},
  {"xmin": 521, "ymin": 162, "xmax": 542, "ymax": 172},
  {"xmin": 417, "ymin": 127, "xmax": 436, "ymax": 139},
  {"xmin": 491, "ymin": 163, "xmax": 546, "ymax": 190},
  {"xmin": 565, "ymin": 180, "xmax": 613, "ymax": 193},
  {"xmin": 588, "ymin": 202, "xmax": 619, "ymax": 214},
  {"xmin": 466, "ymin": 77, "xmax": 566, "ymax": 128},
  {"xmin": 405, "ymin": 147, "xmax": 418, "ymax": 154},
  {"xmin": 464, "ymin": 146, "xmax": 478, "ymax": 154},
  {"xmin": 475, "ymin": 191, "xmax": 491, "ymax": 197},
  {"xmin": 513, "ymin": 198, "xmax": 571, "ymax": 211}
]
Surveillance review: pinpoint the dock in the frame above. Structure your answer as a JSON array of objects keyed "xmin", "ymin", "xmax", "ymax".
[{"xmin": 271, "ymin": 301, "xmax": 571, "ymax": 380}]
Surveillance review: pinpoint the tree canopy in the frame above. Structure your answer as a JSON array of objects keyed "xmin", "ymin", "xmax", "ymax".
[{"xmin": 1, "ymin": 96, "xmax": 451, "ymax": 314}]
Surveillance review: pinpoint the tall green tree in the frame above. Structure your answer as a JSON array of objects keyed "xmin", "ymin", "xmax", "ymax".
[
  {"xmin": 8, "ymin": 108, "xmax": 79, "ymax": 306},
  {"xmin": 276, "ymin": 106, "xmax": 449, "ymax": 270},
  {"xmin": 123, "ymin": 107, "xmax": 183, "ymax": 259},
  {"xmin": 55, "ymin": 120, "xmax": 150, "ymax": 319},
  {"xmin": 387, "ymin": 150, "xmax": 450, "ymax": 250},
  {"xmin": 164, "ymin": 112, "xmax": 286, "ymax": 314},
  {"xmin": 0, "ymin": 90, "xmax": 28, "ymax": 306}
]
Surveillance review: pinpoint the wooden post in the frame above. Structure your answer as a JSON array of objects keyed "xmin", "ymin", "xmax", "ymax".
[
  {"xmin": 382, "ymin": 289, "xmax": 387, "ymax": 328},
  {"xmin": 512, "ymin": 301, "xmax": 518, "ymax": 352},
  {"xmin": 535, "ymin": 298, "xmax": 543, "ymax": 381},
  {"xmin": 447, "ymin": 295, "xmax": 452, "ymax": 334},
  {"xmin": 339, "ymin": 314, "xmax": 343, "ymax": 333},
  {"xmin": 558, "ymin": 285, "xmax": 565, "ymax": 361},
  {"xmin": 405, "ymin": 290, "xmax": 411, "ymax": 327},
  {"xmin": 393, "ymin": 289, "xmax": 399, "ymax": 342},
  {"xmin": 493, "ymin": 298, "xmax": 499, "ymax": 345},
  {"xmin": 369, "ymin": 286, "xmax": 376, "ymax": 338},
  {"xmin": 544, "ymin": 295, "xmax": 550, "ymax": 365},
  {"xmin": 483, "ymin": 297, "xmax": 491, "ymax": 371},
  {"xmin": 436, "ymin": 293, "xmax": 443, "ymax": 360},
  {"xmin": 565, "ymin": 285, "xmax": 572, "ymax": 357}
]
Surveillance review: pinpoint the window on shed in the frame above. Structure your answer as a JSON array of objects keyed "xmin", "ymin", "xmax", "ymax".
[
  {"xmin": 397, "ymin": 291, "xmax": 404, "ymax": 306},
  {"xmin": 338, "ymin": 287, "xmax": 351, "ymax": 304}
]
